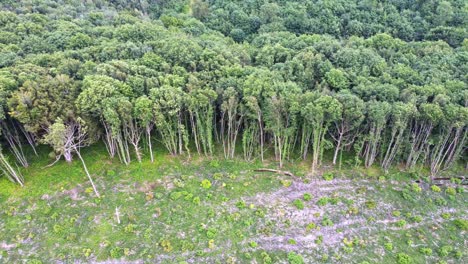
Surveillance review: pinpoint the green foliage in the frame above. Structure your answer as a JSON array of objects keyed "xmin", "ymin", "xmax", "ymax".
[
  {"xmin": 438, "ymin": 246, "xmax": 453, "ymax": 257},
  {"xmin": 200, "ymin": 179, "xmax": 212, "ymax": 189},
  {"xmin": 303, "ymin": 193, "xmax": 312, "ymax": 201},
  {"xmin": 445, "ymin": 187, "xmax": 456, "ymax": 196},
  {"xmin": 453, "ymin": 219, "xmax": 468, "ymax": 231},
  {"xmin": 419, "ymin": 247, "xmax": 432, "ymax": 256},
  {"xmin": 384, "ymin": 242, "xmax": 393, "ymax": 251},
  {"xmin": 396, "ymin": 253, "xmax": 413, "ymax": 264},
  {"xmin": 287, "ymin": 252, "xmax": 304, "ymax": 264},
  {"xmin": 431, "ymin": 185, "xmax": 441, "ymax": 192},
  {"xmin": 322, "ymin": 173, "xmax": 334, "ymax": 181},
  {"xmin": 293, "ymin": 199, "xmax": 304, "ymax": 210}
]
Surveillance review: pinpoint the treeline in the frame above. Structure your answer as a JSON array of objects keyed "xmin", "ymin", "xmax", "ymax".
[{"xmin": 0, "ymin": 1, "xmax": 467, "ymax": 185}]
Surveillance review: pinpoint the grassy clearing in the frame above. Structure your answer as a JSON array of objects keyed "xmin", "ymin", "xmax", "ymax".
[{"xmin": 0, "ymin": 146, "xmax": 466, "ymax": 263}]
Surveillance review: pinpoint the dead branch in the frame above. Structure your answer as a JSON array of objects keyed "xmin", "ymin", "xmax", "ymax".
[{"xmin": 254, "ymin": 168, "xmax": 296, "ymax": 177}]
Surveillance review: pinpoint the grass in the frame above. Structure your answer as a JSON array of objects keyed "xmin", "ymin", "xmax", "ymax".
[{"xmin": 0, "ymin": 144, "xmax": 466, "ymax": 263}]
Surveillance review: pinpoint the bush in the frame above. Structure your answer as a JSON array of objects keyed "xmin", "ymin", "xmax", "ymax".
[
  {"xmin": 281, "ymin": 179, "xmax": 292, "ymax": 187},
  {"xmin": 445, "ymin": 187, "xmax": 456, "ymax": 196},
  {"xmin": 411, "ymin": 215, "xmax": 422, "ymax": 223},
  {"xmin": 321, "ymin": 216, "xmax": 334, "ymax": 227},
  {"xmin": 213, "ymin": 173, "xmax": 223, "ymax": 180},
  {"xmin": 236, "ymin": 200, "xmax": 246, "ymax": 209},
  {"xmin": 384, "ymin": 242, "xmax": 393, "ymax": 251},
  {"xmin": 453, "ymin": 219, "xmax": 468, "ymax": 231},
  {"xmin": 438, "ymin": 245, "xmax": 452, "ymax": 257},
  {"xmin": 396, "ymin": 253, "xmax": 413, "ymax": 264},
  {"xmin": 431, "ymin": 185, "xmax": 441, "ymax": 192},
  {"xmin": 392, "ymin": 211, "xmax": 401, "ymax": 217},
  {"xmin": 200, "ymin": 179, "xmax": 212, "ymax": 189},
  {"xmin": 261, "ymin": 252, "xmax": 272, "ymax": 264},
  {"xmin": 293, "ymin": 199, "xmax": 305, "ymax": 210},
  {"xmin": 419, "ymin": 247, "xmax": 432, "ymax": 255},
  {"xmin": 365, "ymin": 200, "xmax": 376, "ymax": 209},
  {"xmin": 306, "ymin": 222, "xmax": 316, "ymax": 231},
  {"xmin": 317, "ymin": 197, "xmax": 329, "ymax": 206},
  {"xmin": 396, "ymin": 220, "xmax": 406, "ymax": 227},
  {"xmin": 323, "ymin": 172, "xmax": 334, "ymax": 181},
  {"xmin": 287, "ymin": 252, "xmax": 304, "ymax": 264},
  {"xmin": 411, "ymin": 183, "xmax": 422, "ymax": 193},
  {"xmin": 248, "ymin": 241, "xmax": 257, "ymax": 248},
  {"xmin": 288, "ymin": 239, "xmax": 297, "ymax": 245},
  {"xmin": 303, "ymin": 193, "xmax": 312, "ymax": 201},
  {"xmin": 441, "ymin": 212, "xmax": 450, "ymax": 219}
]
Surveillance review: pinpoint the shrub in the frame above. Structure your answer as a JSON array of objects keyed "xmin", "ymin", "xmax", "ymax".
[
  {"xmin": 288, "ymin": 239, "xmax": 297, "ymax": 245},
  {"xmin": 365, "ymin": 200, "xmax": 377, "ymax": 209},
  {"xmin": 434, "ymin": 197, "xmax": 447, "ymax": 206},
  {"xmin": 281, "ymin": 179, "xmax": 292, "ymax": 187},
  {"xmin": 441, "ymin": 213, "xmax": 450, "ymax": 219},
  {"xmin": 213, "ymin": 173, "xmax": 223, "ymax": 180},
  {"xmin": 287, "ymin": 252, "xmax": 304, "ymax": 264},
  {"xmin": 456, "ymin": 186, "xmax": 463, "ymax": 193},
  {"xmin": 106, "ymin": 170, "xmax": 116, "ymax": 176},
  {"xmin": 445, "ymin": 187, "xmax": 456, "ymax": 196},
  {"xmin": 347, "ymin": 206, "xmax": 359, "ymax": 215},
  {"xmin": 306, "ymin": 222, "xmax": 316, "ymax": 231},
  {"xmin": 209, "ymin": 160, "xmax": 220, "ymax": 168},
  {"xmin": 317, "ymin": 197, "xmax": 329, "ymax": 206},
  {"xmin": 419, "ymin": 247, "xmax": 432, "ymax": 255},
  {"xmin": 384, "ymin": 242, "xmax": 393, "ymax": 251},
  {"xmin": 303, "ymin": 193, "xmax": 312, "ymax": 201},
  {"xmin": 411, "ymin": 215, "xmax": 423, "ymax": 223},
  {"xmin": 192, "ymin": 196, "xmax": 201, "ymax": 205},
  {"xmin": 173, "ymin": 179, "xmax": 185, "ymax": 188},
  {"xmin": 392, "ymin": 210, "xmax": 401, "ymax": 217},
  {"xmin": 396, "ymin": 220, "xmax": 406, "ymax": 227},
  {"xmin": 323, "ymin": 172, "xmax": 334, "ymax": 181},
  {"xmin": 170, "ymin": 191, "xmax": 182, "ymax": 200},
  {"xmin": 321, "ymin": 216, "xmax": 334, "ymax": 227},
  {"xmin": 200, "ymin": 179, "xmax": 212, "ymax": 189},
  {"xmin": 411, "ymin": 183, "xmax": 422, "ymax": 193},
  {"xmin": 236, "ymin": 200, "xmax": 246, "ymax": 209},
  {"xmin": 430, "ymin": 185, "xmax": 441, "ymax": 192},
  {"xmin": 110, "ymin": 247, "xmax": 123, "ymax": 258},
  {"xmin": 453, "ymin": 219, "xmax": 468, "ymax": 231},
  {"xmin": 438, "ymin": 245, "xmax": 452, "ymax": 257},
  {"xmin": 249, "ymin": 241, "xmax": 257, "ymax": 248},
  {"xmin": 396, "ymin": 253, "xmax": 413, "ymax": 264},
  {"xmin": 261, "ymin": 252, "xmax": 272, "ymax": 264},
  {"xmin": 293, "ymin": 199, "xmax": 305, "ymax": 210},
  {"xmin": 206, "ymin": 227, "xmax": 217, "ymax": 239},
  {"xmin": 160, "ymin": 239, "xmax": 173, "ymax": 252},
  {"xmin": 315, "ymin": 235, "xmax": 323, "ymax": 245}
]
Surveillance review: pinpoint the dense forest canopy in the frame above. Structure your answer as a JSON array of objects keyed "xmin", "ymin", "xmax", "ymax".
[{"xmin": 0, "ymin": 0, "xmax": 467, "ymax": 185}]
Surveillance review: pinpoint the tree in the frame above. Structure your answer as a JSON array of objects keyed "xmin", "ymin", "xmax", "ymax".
[
  {"xmin": 330, "ymin": 90, "xmax": 365, "ymax": 166},
  {"xmin": 134, "ymin": 96, "xmax": 155, "ymax": 162},
  {"xmin": 220, "ymin": 87, "xmax": 243, "ymax": 159},
  {"xmin": 76, "ymin": 75, "xmax": 132, "ymax": 161},
  {"xmin": 361, "ymin": 101, "xmax": 391, "ymax": 168},
  {"xmin": 406, "ymin": 103, "xmax": 443, "ymax": 169},
  {"xmin": 263, "ymin": 81, "xmax": 301, "ymax": 168},
  {"xmin": 0, "ymin": 146, "xmax": 24, "ymax": 186},
  {"xmin": 186, "ymin": 84, "xmax": 217, "ymax": 156},
  {"xmin": 150, "ymin": 85, "xmax": 189, "ymax": 156},
  {"xmin": 381, "ymin": 102, "xmax": 416, "ymax": 171},
  {"xmin": 43, "ymin": 118, "xmax": 99, "ymax": 197},
  {"xmin": 429, "ymin": 104, "xmax": 467, "ymax": 176},
  {"xmin": 301, "ymin": 92, "xmax": 342, "ymax": 174}
]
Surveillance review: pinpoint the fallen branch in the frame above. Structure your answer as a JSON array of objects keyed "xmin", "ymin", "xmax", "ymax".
[{"xmin": 254, "ymin": 168, "xmax": 296, "ymax": 177}]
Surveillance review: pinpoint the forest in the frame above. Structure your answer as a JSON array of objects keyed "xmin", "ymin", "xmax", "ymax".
[
  {"xmin": 0, "ymin": 0, "xmax": 466, "ymax": 186},
  {"xmin": 0, "ymin": 1, "xmax": 467, "ymax": 263}
]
